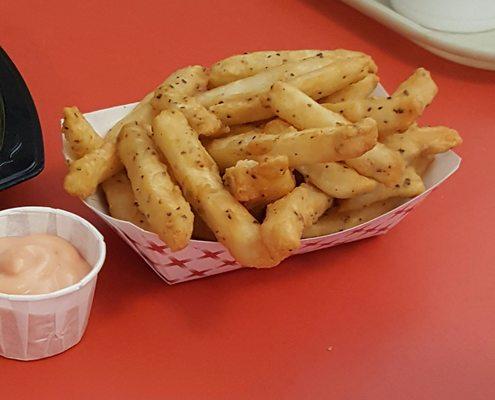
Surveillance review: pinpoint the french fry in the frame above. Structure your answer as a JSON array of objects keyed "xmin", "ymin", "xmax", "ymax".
[
  {"xmin": 208, "ymin": 49, "xmax": 372, "ymax": 87},
  {"xmin": 64, "ymin": 67, "xmax": 208, "ymax": 198},
  {"xmin": 101, "ymin": 171, "xmax": 151, "ymax": 231},
  {"xmin": 298, "ymin": 162, "xmax": 377, "ymax": 198},
  {"xmin": 151, "ymin": 65, "xmax": 209, "ymax": 110},
  {"xmin": 206, "ymin": 118, "xmax": 378, "ymax": 170},
  {"xmin": 64, "ymin": 142, "xmax": 122, "ymax": 198},
  {"xmin": 62, "ymin": 106, "xmax": 103, "ymax": 159},
  {"xmin": 261, "ymin": 183, "xmax": 333, "ymax": 260},
  {"xmin": 229, "ymin": 123, "xmax": 263, "ymax": 135},
  {"xmin": 210, "ymin": 50, "xmax": 325, "ymax": 88},
  {"xmin": 345, "ymin": 143, "xmax": 406, "ymax": 187},
  {"xmin": 196, "ymin": 55, "xmax": 339, "ymax": 107},
  {"xmin": 287, "ymin": 56, "xmax": 372, "ymax": 100},
  {"xmin": 393, "ymin": 68, "xmax": 438, "ymax": 111},
  {"xmin": 209, "ymin": 95, "xmax": 274, "ymax": 125},
  {"xmin": 206, "ymin": 56, "xmax": 373, "ymax": 125},
  {"xmin": 262, "ymin": 118, "xmax": 297, "ymax": 134},
  {"xmin": 383, "ymin": 125, "xmax": 462, "ymax": 164},
  {"xmin": 320, "ymin": 73, "xmax": 379, "ymax": 103},
  {"xmin": 112, "ymin": 67, "xmax": 210, "ymax": 141},
  {"xmin": 151, "ymin": 66, "xmax": 225, "ymax": 136},
  {"xmin": 268, "ymin": 82, "xmax": 404, "ymax": 186},
  {"xmin": 267, "ymin": 81, "xmax": 378, "ymax": 195},
  {"xmin": 302, "ymin": 197, "xmax": 404, "ymax": 238},
  {"xmin": 338, "ymin": 167, "xmax": 425, "ymax": 212},
  {"xmin": 158, "ymin": 94, "xmax": 225, "ymax": 136},
  {"xmin": 322, "ymin": 69, "xmax": 435, "ymax": 139},
  {"xmin": 223, "ymin": 156, "xmax": 296, "ymax": 207},
  {"xmin": 106, "ymin": 92, "xmax": 156, "ymax": 142},
  {"xmin": 117, "ymin": 123, "xmax": 193, "ymax": 251},
  {"xmin": 268, "ymin": 81, "xmax": 348, "ymax": 129},
  {"xmin": 323, "ymin": 93, "xmax": 423, "ymax": 138},
  {"xmin": 63, "ymin": 99, "xmax": 155, "ymax": 198},
  {"xmin": 152, "ymin": 110, "xmax": 278, "ymax": 268}
]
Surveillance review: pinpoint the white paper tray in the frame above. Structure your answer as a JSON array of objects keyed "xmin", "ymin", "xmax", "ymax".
[{"xmin": 63, "ymin": 84, "xmax": 461, "ymax": 284}]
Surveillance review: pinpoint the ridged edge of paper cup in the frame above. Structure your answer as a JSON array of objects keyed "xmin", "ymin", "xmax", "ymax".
[{"xmin": 0, "ymin": 206, "xmax": 106, "ymax": 301}]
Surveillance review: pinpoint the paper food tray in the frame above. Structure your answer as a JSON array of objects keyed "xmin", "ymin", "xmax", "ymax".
[{"xmin": 63, "ymin": 85, "xmax": 461, "ymax": 284}]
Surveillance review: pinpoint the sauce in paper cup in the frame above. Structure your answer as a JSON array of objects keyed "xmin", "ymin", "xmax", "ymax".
[{"xmin": 0, "ymin": 207, "xmax": 106, "ymax": 361}]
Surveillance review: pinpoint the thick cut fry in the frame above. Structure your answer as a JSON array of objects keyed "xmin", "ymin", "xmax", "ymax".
[
  {"xmin": 268, "ymin": 81, "xmax": 379, "ymax": 193},
  {"xmin": 62, "ymin": 106, "xmax": 103, "ymax": 158},
  {"xmin": 209, "ymin": 95, "xmax": 274, "ymax": 125},
  {"xmin": 151, "ymin": 65, "xmax": 209, "ymax": 110},
  {"xmin": 206, "ymin": 118, "xmax": 378, "ymax": 170},
  {"xmin": 268, "ymin": 81, "xmax": 348, "ymax": 128},
  {"xmin": 209, "ymin": 49, "xmax": 372, "ymax": 87},
  {"xmin": 106, "ymin": 92, "xmax": 156, "ymax": 142},
  {"xmin": 267, "ymin": 82, "xmax": 371, "ymax": 196},
  {"xmin": 339, "ymin": 167, "xmax": 425, "ymax": 212},
  {"xmin": 64, "ymin": 142, "xmax": 122, "ymax": 198},
  {"xmin": 261, "ymin": 183, "xmax": 333, "ymax": 260},
  {"xmin": 177, "ymin": 97, "xmax": 225, "ymax": 136},
  {"xmin": 157, "ymin": 94, "xmax": 225, "ymax": 136},
  {"xmin": 267, "ymin": 82, "xmax": 406, "ymax": 186},
  {"xmin": 323, "ymin": 93, "xmax": 423, "ymax": 138},
  {"xmin": 196, "ymin": 55, "xmax": 338, "ymax": 107},
  {"xmin": 223, "ymin": 156, "xmax": 296, "ymax": 208},
  {"xmin": 206, "ymin": 56, "xmax": 373, "ymax": 126},
  {"xmin": 383, "ymin": 125, "xmax": 462, "ymax": 165},
  {"xmin": 393, "ymin": 68, "xmax": 438, "ymax": 111},
  {"xmin": 345, "ymin": 143, "xmax": 406, "ymax": 187},
  {"xmin": 288, "ymin": 56, "xmax": 372, "ymax": 101},
  {"xmin": 320, "ymin": 73, "xmax": 379, "ymax": 103},
  {"xmin": 262, "ymin": 118, "xmax": 297, "ymax": 134},
  {"xmin": 302, "ymin": 198, "xmax": 404, "ymax": 238},
  {"xmin": 269, "ymin": 81, "xmax": 365, "ymax": 195},
  {"xmin": 298, "ymin": 162, "xmax": 377, "ymax": 198},
  {"xmin": 63, "ymin": 99, "xmax": 156, "ymax": 198},
  {"xmin": 152, "ymin": 110, "xmax": 278, "ymax": 268},
  {"xmin": 112, "ymin": 66, "xmax": 208, "ymax": 140},
  {"xmin": 229, "ymin": 123, "xmax": 262, "ymax": 135},
  {"xmin": 117, "ymin": 123, "xmax": 193, "ymax": 251},
  {"xmin": 101, "ymin": 171, "xmax": 150, "ymax": 231},
  {"xmin": 151, "ymin": 66, "xmax": 223, "ymax": 136},
  {"xmin": 64, "ymin": 67, "xmax": 208, "ymax": 198}
]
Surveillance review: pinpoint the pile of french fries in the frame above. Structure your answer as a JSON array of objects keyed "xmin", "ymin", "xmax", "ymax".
[{"xmin": 62, "ymin": 49, "xmax": 462, "ymax": 268}]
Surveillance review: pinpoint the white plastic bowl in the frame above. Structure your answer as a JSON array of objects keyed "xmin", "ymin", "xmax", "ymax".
[
  {"xmin": 0, "ymin": 207, "xmax": 106, "ymax": 361},
  {"xmin": 391, "ymin": 0, "xmax": 495, "ymax": 33}
]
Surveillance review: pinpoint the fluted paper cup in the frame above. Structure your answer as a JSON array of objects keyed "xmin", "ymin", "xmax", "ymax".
[
  {"xmin": 0, "ymin": 207, "xmax": 106, "ymax": 361},
  {"xmin": 62, "ymin": 84, "xmax": 461, "ymax": 284}
]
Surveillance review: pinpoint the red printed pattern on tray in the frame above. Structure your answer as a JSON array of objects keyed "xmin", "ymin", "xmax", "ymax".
[
  {"xmin": 77, "ymin": 100, "xmax": 460, "ymax": 285},
  {"xmin": 103, "ymin": 194, "xmax": 426, "ymax": 284}
]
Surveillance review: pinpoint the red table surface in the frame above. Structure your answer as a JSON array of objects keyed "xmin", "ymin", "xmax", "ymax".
[{"xmin": 1, "ymin": 1, "xmax": 494, "ymax": 398}]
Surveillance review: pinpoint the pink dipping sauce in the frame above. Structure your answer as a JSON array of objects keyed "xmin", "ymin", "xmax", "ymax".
[{"xmin": 0, "ymin": 234, "xmax": 91, "ymax": 295}]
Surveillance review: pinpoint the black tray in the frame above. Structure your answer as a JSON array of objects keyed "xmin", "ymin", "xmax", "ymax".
[{"xmin": 0, "ymin": 47, "xmax": 44, "ymax": 191}]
